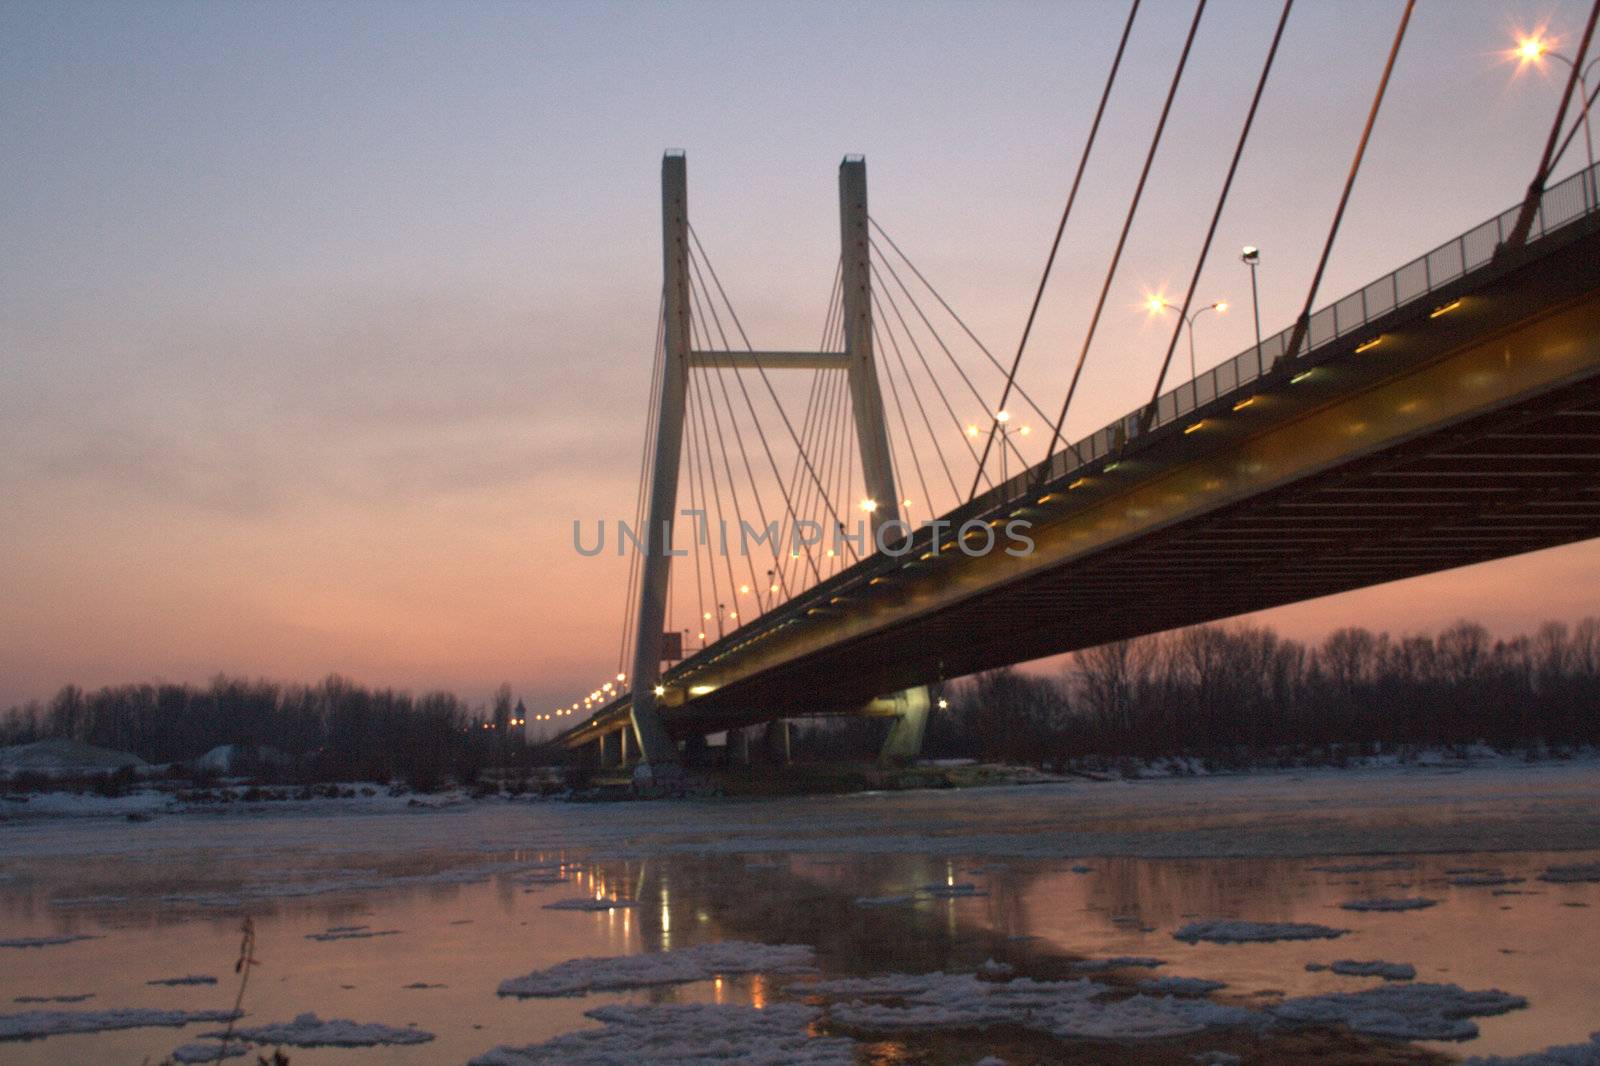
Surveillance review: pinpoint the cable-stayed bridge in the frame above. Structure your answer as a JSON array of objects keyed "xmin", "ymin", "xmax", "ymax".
[{"xmin": 547, "ymin": 3, "xmax": 1600, "ymax": 773}]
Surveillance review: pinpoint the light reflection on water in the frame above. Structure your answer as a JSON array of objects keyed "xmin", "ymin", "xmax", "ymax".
[{"xmin": 0, "ymin": 820, "xmax": 1595, "ymax": 1062}]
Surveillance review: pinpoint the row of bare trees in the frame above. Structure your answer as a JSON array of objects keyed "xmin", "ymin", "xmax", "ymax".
[
  {"xmin": 927, "ymin": 618, "xmax": 1600, "ymax": 767},
  {"xmin": 0, "ymin": 675, "xmax": 516, "ymax": 786}
]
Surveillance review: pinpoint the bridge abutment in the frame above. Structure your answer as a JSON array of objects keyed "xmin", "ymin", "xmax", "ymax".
[{"xmin": 873, "ymin": 686, "xmax": 931, "ymax": 768}]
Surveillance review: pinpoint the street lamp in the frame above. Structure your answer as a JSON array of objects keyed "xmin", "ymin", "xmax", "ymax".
[
  {"xmin": 1515, "ymin": 34, "xmax": 1600, "ymax": 208},
  {"xmin": 1145, "ymin": 297, "xmax": 1229, "ymax": 381},
  {"xmin": 966, "ymin": 410, "xmax": 1031, "ymax": 484},
  {"xmin": 1241, "ymin": 247, "xmax": 1264, "ymax": 375}
]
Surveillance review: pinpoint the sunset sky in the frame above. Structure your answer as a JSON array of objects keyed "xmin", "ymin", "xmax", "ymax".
[{"xmin": 4, "ymin": 0, "xmax": 1598, "ymax": 717}]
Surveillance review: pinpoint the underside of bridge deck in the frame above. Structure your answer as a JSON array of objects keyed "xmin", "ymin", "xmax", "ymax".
[{"xmin": 559, "ymin": 213, "xmax": 1600, "ymax": 752}]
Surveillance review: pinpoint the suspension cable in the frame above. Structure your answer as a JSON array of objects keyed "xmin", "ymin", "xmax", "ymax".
[
  {"xmin": 1143, "ymin": 0, "xmax": 1293, "ymax": 422},
  {"xmin": 866, "ymin": 221, "xmax": 1053, "ymax": 427},
  {"xmin": 1282, "ymin": 0, "xmax": 1414, "ymax": 358},
  {"xmin": 1040, "ymin": 0, "xmax": 1209, "ymax": 485},
  {"xmin": 968, "ymin": 0, "xmax": 1141, "ymax": 499},
  {"xmin": 685, "ymin": 225, "xmax": 853, "ymax": 542},
  {"xmin": 870, "ymin": 264, "xmax": 1009, "ymax": 485},
  {"xmin": 870, "ymin": 288, "xmax": 963, "ymax": 501}
]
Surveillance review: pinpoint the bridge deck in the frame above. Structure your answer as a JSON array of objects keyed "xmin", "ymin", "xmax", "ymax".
[{"xmin": 562, "ymin": 167, "xmax": 1600, "ymax": 748}]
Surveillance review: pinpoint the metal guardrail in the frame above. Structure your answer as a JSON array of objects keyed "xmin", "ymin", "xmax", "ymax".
[{"xmin": 974, "ymin": 159, "xmax": 1600, "ymax": 513}]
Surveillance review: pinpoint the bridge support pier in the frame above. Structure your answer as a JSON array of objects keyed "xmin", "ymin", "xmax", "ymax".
[{"xmin": 873, "ymin": 686, "xmax": 931, "ymax": 768}]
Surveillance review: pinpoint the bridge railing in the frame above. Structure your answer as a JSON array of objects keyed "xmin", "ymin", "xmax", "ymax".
[{"xmin": 979, "ymin": 159, "xmax": 1600, "ymax": 512}]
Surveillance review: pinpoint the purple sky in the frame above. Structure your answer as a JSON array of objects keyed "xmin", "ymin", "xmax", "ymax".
[{"xmin": 3, "ymin": 0, "xmax": 1596, "ymax": 717}]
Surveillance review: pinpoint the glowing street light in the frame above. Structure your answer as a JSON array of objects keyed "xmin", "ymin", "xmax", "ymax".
[
  {"xmin": 976, "ymin": 409, "xmax": 1030, "ymax": 484},
  {"xmin": 1144, "ymin": 295, "xmax": 1229, "ymax": 382},
  {"xmin": 1512, "ymin": 32, "xmax": 1599, "ymax": 209}
]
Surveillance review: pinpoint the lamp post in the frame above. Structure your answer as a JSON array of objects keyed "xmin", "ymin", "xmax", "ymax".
[
  {"xmin": 1241, "ymin": 247, "xmax": 1264, "ymax": 375},
  {"xmin": 1146, "ymin": 297, "xmax": 1229, "ymax": 381},
  {"xmin": 966, "ymin": 411, "xmax": 1031, "ymax": 485},
  {"xmin": 1517, "ymin": 35, "xmax": 1600, "ymax": 208}
]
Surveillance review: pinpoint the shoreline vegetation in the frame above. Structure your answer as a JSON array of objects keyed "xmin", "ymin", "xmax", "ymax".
[{"xmin": 3, "ymin": 617, "xmax": 1598, "ymax": 803}]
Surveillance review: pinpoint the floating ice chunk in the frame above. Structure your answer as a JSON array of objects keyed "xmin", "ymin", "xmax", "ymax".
[
  {"xmin": 1174, "ymin": 920, "xmax": 1347, "ymax": 943},
  {"xmin": 1308, "ymin": 960, "xmax": 1416, "ymax": 981},
  {"xmin": 202, "ymin": 1012, "xmax": 433, "ymax": 1047},
  {"xmin": 1070, "ymin": 865, "xmax": 1094, "ymax": 874},
  {"xmin": 468, "ymin": 1002, "xmax": 854, "ymax": 1066},
  {"xmin": 13, "ymin": 994, "xmax": 93, "ymax": 1004},
  {"xmin": 1450, "ymin": 874, "xmax": 1525, "ymax": 887},
  {"xmin": 1464, "ymin": 1030, "xmax": 1600, "ymax": 1064},
  {"xmin": 853, "ymin": 895, "xmax": 912, "ymax": 907},
  {"xmin": 306, "ymin": 927, "xmax": 400, "ymax": 941},
  {"xmin": 978, "ymin": 959, "xmax": 1014, "ymax": 978},
  {"xmin": 1138, "ymin": 976, "xmax": 1227, "ymax": 995},
  {"xmin": 1193, "ymin": 1053, "xmax": 1242, "ymax": 1065},
  {"xmin": 542, "ymin": 897, "xmax": 639, "ymax": 911},
  {"xmin": 824, "ymin": 971, "xmax": 1259, "ymax": 1040},
  {"xmin": 973, "ymin": 1058, "xmax": 1011, "ymax": 1066},
  {"xmin": 0, "ymin": 934, "xmax": 100, "ymax": 949},
  {"xmin": 921, "ymin": 882, "xmax": 987, "ymax": 898},
  {"xmin": 498, "ymin": 941, "xmax": 816, "ymax": 998},
  {"xmin": 403, "ymin": 982, "xmax": 446, "ymax": 989},
  {"xmin": 170, "ymin": 1041, "xmax": 248, "ymax": 1063},
  {"xmin": 147, "ymin": 975, "xmax": 218, "ymax": 987},
  {"xmin": 1538, "ymin": 862, "xmax": 1600, "ymax": 883},
  {"xmin": 1270, "ymin": 982, "xmax": 1526, "ymax": 1040},
  {"xmin": 1340, "ymin": 897, "xmax": 1437, "ymax": 912},
  {"xmin": 1309, "ymin": 860, "xmax": 1414, "ymax": 873},
  {"xmin": 1069, "ymin": 956, "xmax": 1166, "ymax": 972},
  {"xmin": 0, "ymin": 1007, "xmax": 239, "ymax": 1041},
  {"xmin": 807, "ymin": 973, "xmax": 945, "ymax": 998}
]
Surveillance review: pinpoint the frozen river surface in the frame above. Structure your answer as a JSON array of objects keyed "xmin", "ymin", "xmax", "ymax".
[{"xmin": 2, "ymin": 759, "xmax": 1599, "ymax": 1064}]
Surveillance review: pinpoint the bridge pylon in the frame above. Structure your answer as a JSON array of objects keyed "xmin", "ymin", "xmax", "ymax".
[{"xmin": 627, "ymin": 152, "xmax": 929, "ymax": 771}]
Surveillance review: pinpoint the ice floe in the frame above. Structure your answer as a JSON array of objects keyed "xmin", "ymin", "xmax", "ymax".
[
  {"xmin": 498, "ymin": 941, "xmax": 816, "ymax": 998},
  {"xmin": 1269, "ymin": 982, "xmax": 1526, "ymax": 1040},
  {"xmin": 1538, "ymin": 862, "xmax": 1600, "ymax": 883},
  {"xmin": 13, "ymin": 994, "xmax": 93, "ymax": 1004},
  {"xmin": 920, "ymin": 882, "xmax": 987, "ymax": 898},
  {"xmin": 467, "ymin": 1002, "xmax": 855, "ymax": 1066},
  {"xmin": 0, "ymin": 934, "xmax": 100, "ymax": 949},
  {"xmin": 1339, "ymin": 896, "xmax": 1438, "ymax": 912},
  {"xmin": 1307, "ymin": 960, "xmax": 1416, "ymax": 980},
  {"xmin": 852, "ymin": 895, "xmax": 912, "ymax": 907},
  {"xmin": 1069, "ymin": 956, "xmax": 1166, "ymax": 972},
  {"xmin": 305, "ymin": 926, "xmax": 400, "ymax": 941},
  {"xmin": 1137, "ymin": 976, "xmax": 1228, "ymax": 995},
  {"xmin": 1464, "ymin": 1030, "xmax": 1600, "ymax": 1064},
  {"xmin": 147, "ymin": 975, "xmax": 218, "ymax": 987},
  {"xmin": 820, "ymin": 971, "xmax": 1259, "ymax": 1040},
  {"xmin": 0, "ymin": 1007, "xmax": 238, "ymax": 1041},
  {"xmin": 170, "ymin": 1041, "xmax": 248, "ymax": 1062},
  {"xmin": 1174, "ymin": 920, "xmax": 1347, "ymax": 943},
  {"xmin": 201, "ymin": 1012, "xmax": 434, "ymax": 1047},
  {"xmin": 1450, "ymin": 874, "xmax": 1526, "ymax": 887}
]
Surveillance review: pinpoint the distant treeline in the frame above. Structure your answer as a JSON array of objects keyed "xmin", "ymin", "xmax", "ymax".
[
  {"xmin": 0, "ymin": 676, "xmax": 526, "ymax": 786},
  {"xmin": 921, "ymin": 618, "xmax": 1600, "ymax": 767},
  {"xmin": 8, "ymin": 618, "xmax": 1600, "ymax": 784}
]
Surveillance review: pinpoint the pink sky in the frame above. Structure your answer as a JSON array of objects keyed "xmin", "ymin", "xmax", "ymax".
[{"xmin": 3, "ymin": 0, "xmax": 1596, "ymax": 715}]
